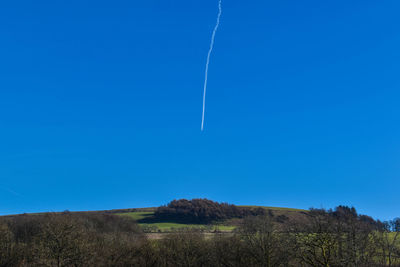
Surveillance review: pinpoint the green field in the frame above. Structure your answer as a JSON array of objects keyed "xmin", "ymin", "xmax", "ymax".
[
  {"xmin": 120, "ymin": 211, "xmax": 154, "ymax": 221},
  {"xmin": 118, "ymin": 211, "xmax": 235, "ymax": 232},
  {"xmin": 116, "ymin": 205, "xmax": 305, "ymax": 232}
]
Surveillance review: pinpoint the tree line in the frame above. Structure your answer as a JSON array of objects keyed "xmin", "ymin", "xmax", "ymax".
[
  {"xmin": 154, "ymin": 199, "xmax": 266, "ymax": 223},
  {"xmin": 0, "ymin": 203, "xmax": 399, "ymax": 266}
]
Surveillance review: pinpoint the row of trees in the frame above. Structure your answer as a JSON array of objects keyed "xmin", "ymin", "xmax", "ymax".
[
  {"xmin": 290, "ymin": 207, "xmax": 400, "ymax": 267},
  {"xmin": 154, "ymin": 199, "xmax": 266, "ymax": 223},
  {"xmin": 0, "ymin": 212, "xmax": 144, "ymax": 266},
  {"xmin": 0, "ymin": 205, "xmax": 399, "ymax": 266}
]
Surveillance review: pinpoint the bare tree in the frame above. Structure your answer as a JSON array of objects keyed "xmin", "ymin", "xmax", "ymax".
[
  {"xmin": 373, "ymin": 218, "xmax": 400, "ymax": 267},
  {"xmin": 293, "ymin": 209, "xmax": 338, "ymax": 267},
  {"xmin": 34, "ymin": 214, "xmax": 91, "ymax": 267},
  {"xmin": 237, "ymin": 215, "xmax": 290, "ymax": 267},
  {"xmin": 0, "ymin": 221, "xmax": 21, "ymax": 267}
]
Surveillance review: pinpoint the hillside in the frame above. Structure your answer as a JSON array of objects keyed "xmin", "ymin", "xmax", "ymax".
[
  {"xmin": 1, "ymin": 199, "xmax": 397, "ymax": 266},
  {"xmin": 116, "ymin": 205, "xmax": 308, "ymax": 232},
  {"xmin": 2, "ymin": 201, "xmax": 309, "ymax": 233},
  {"xmin": 112, "ymin": 199, "xmax": 310, "ymax": 232}
]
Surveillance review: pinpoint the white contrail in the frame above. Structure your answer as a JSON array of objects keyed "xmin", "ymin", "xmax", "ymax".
[
  {"xmin": 201, "ymin": 0, "xmax": 222, "ymax": 131},
  {"xmin": 1, "ymin": 186, "xmax": 23, "ymax": 197}
]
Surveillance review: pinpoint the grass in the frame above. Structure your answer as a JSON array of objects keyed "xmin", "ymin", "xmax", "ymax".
[
  {"xmin": 212, "ymin": 225, "xmax": 236, "ymax": 231},
  {"xmin": 117, "ymin": 211, "xmax": 236, "ymax": 232},
  {"xmin": 120, "ymin": 211, "xmax": 154, "ymax": 221},
  {"xmin": 139, "ymin": 222, "xmax": 236, "ymax": 232},
  {"xmin": 143, "ymin": 222, "xmax": 205, "ymax": 230},
  {"xmin": 117, "ymin": 205, "xmax": 308, "ymax": 232}
]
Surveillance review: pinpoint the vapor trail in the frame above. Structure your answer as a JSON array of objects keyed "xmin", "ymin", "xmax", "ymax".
[
  {"xmin": 1, "ymin": 186, "xmax": 23, "ymax": 197},
  {"xmin": 201, "ymin": 0, "xmax": 222, "ymax": 131}
]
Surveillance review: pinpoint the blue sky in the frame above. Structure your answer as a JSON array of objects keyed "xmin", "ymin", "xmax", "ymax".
[{"xmin": 0, "ymin": 0, "xmax": 399, "ymax": 220}]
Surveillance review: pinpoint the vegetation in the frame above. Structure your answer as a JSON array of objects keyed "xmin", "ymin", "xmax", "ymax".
[
  {"xmin": 117, "ymin": 200, "xmax": 304, "ymax": 232},
  {"xmin": 1, "ymin": 199, "xmax": 399, "ymax": 266},
  {"xmin": 155, "ymin": 199, "xmax": 266, "ymax": 223},
  {"xmin": 118, "ymin": 211, "xmax": 217, "ymax": 232}
]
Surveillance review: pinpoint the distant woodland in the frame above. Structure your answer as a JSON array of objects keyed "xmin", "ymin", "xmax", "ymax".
[
  {"xmin": 0, "ymin": 199, "xmax": 399, "ymax": 266},
  {"xmin": 155, "ymin": 198, "xmax": 266, "ymax": 223}
]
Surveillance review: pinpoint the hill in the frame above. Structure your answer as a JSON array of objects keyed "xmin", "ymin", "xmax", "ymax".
[
  {"xmin": 0, "ymin": 199, "xmax": 396, "ymax": 266},
  {"xmin": 2, "ymin": 199, "xmax": 309, "ymax": 233},
  {"xmin": 114, "ymin": 199, "xmax": 309, "ymax": 232}
]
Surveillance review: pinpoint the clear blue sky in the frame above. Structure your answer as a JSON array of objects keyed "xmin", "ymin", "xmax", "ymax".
[{"xmin": 1, "ymin": 0, "xmax": 399, "ymax": 220}]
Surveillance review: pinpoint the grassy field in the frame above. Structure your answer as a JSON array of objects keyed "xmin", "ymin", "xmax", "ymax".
[
  {"xmin": 120, "ymin": 211, "xmax": 154, "ymax": 221},
  {"xmin": 118, "ymin": 211, "xmax": 235, "ymax": 232},
  {"xmin": 117, "ymin": 205, "xmax": 305, "ymax": 232}
]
